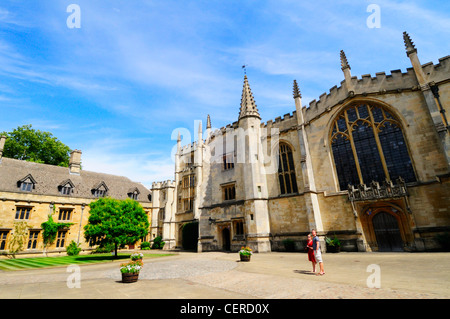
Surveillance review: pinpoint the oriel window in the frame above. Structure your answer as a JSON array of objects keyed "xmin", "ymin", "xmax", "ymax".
[{"xmin": 182, "ymin": 175, "xmax": 195, "ymax": 211}]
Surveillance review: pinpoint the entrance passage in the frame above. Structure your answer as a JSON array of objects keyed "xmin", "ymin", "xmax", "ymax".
[
  {"xmin": 182, "ymin": 222, "xmax": 198, "ymax": 251},
  {"xmin": 222, "ymin": 228, "xmax": 231, "ymax": 251},
  {"xmin": 373, "ymin": 212, "xmax": 404, "ymax": 252}
]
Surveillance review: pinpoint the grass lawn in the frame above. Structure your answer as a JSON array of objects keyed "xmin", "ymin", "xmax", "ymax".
[{"xmin": 0, "ymin": 253, "xmax": 175, "ymax": 271}]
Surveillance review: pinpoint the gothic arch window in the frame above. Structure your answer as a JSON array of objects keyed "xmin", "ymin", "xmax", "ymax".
[
  {"xmin": 278, "ymin": 143, "xmax": 298, "ymax": 195},
  {"xmin": 330, "ymin": 103, "xmax": 416, "ymax": 190}
]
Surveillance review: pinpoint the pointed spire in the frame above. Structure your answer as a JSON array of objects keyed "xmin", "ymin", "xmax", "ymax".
[
  {"xmin": 293, "ymin": 80, "xmax": 301, "ymax": 99},
  {"xmin": 403, "ymin": 31, "xmax": 417, "ymax": 57},
  {"xmin": 340, "ymin": 50, "xmax": 350, "ymax": 70},
  {"xmin": 207, "ymin": 114, "xmax": 211, "ymax": 129},
  {"xmin": 238, "ymin": 75, "xmax": 260, "ymax": 120}
]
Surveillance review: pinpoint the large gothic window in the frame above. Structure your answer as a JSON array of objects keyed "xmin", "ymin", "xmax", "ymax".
[
  {"xmin": 330, "ymin": 103, "xmax": 416, "ymax": 190},
  {"xmin": 278, "ymin": 143, "xmax": 298, "ymax": 195}
]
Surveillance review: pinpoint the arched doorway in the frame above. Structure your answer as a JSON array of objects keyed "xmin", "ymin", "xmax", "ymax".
[
  {"xmin": 222, "ymin": 228, "xmax": 231, "ymax": 251},
  {"xmin": 182, "ymin": 222, "xmax": 198, "ymax": 251},
  {"xmin": 372, "ymin": 211, "xmax": 404, "ymax": 252}
]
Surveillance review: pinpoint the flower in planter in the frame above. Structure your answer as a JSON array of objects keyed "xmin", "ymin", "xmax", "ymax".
[
  {"xmin": 239, "ymin": 246, "xmax": 253, "ymax": 256},
  {"xmin": 131, "ymin": 252, "xmax": 144, "ymax": 261},
  {"xmin": 120, "ymin": 260, "xmax": 143, "ymax": 274}
]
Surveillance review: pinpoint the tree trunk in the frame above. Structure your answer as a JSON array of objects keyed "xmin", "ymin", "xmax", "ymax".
[{"xmin": 114, "ymin": 242, "xmax": 118, "ymax": 259}]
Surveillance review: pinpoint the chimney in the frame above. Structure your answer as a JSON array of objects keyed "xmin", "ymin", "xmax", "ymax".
[
  {"xmin": 0, "ymin": 135, "xmax": 6, "ymax": 162},
  {"xmin": 69, "ymin": 150, "xmax": 82, "ymax": 174}
]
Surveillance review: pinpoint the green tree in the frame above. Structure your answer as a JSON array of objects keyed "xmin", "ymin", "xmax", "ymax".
[
  {"xmin": 1, "ymin": 124, "xmax": 71, "ymax": 167},
  {"xmin": 84, "ymin": 198, "xmax": 149, "ymax": 258},
  {"xmin": 8, "ymin": 222, "xmax": 29, "ymax": 259}
]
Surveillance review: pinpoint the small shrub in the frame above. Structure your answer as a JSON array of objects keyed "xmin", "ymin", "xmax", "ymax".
[
  {"xmin": 140, "ymin": 241, "xmax": 151, "ymax": 250},
  {"xmin": 151, "ymin": 236, "xmax": 165, "ymax": 249},
  {"xmin": 66, "ymin": 240, "xmax": 81, "ymax": 256}
]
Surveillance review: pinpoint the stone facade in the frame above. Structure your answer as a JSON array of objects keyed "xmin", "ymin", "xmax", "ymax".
[
  {"xmin": 0, "ymin": 149, "xmax": 152, "ymax": 257},
  {"xmin": 153, "ymin": 32, "xmax": 450, "ymax": 253}
]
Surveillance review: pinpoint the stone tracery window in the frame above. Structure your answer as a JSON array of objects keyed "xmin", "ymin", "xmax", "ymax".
[
  {"xmin": 278, "ymin": 143, "xmax": 298, "ymax": 195},
  {"xmin": 331, "ymin": 103, "xmax": 416, "ymax": 191}
]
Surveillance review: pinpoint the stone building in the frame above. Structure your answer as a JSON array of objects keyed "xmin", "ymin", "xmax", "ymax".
[
  {"xmin": 153, "ymin": 32, "xmax": 450, "ymax": 253},
  {"xmin": 0, "ymin": 145, "xmax": 152, "ymax": 256}
]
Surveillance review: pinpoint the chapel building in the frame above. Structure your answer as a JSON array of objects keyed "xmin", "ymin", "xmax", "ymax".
[{"xmin": 151, "ymin": 32, "xmax": 450, "ymax": 253}]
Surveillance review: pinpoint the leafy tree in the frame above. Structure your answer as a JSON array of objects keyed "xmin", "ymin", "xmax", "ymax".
[
  {"xmin": 8, "ymin": 222, "xmax": 29, "ymax": 259},
  {"xmin": 84, "ymin": 198, "xmax": 149, "ymax": 258},
  {"xmin": 1, "ymin": 124, "xmax": 71, "ymax": 167}
]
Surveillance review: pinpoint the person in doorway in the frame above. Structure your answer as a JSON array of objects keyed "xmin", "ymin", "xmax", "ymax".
[
  {"xmin": 306, "ymin": 234, "xmax": 316, "ymax": 273},
  {"xmin": 311, "ymin": 229, "xmax": 325, "ymax": 275}
]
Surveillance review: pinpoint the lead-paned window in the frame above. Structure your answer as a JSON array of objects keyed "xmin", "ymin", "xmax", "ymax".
[
  {"xmin": 56, "ymin": 231, "xmax": 67, "ymax": 248},
  {"xmin": 278, "ymin": 143, "xmax": 298, "ymax": 195},
  {"xmin": 330, "ymin": 103, "xmax": 416, "ymax": 190},
  {"xmin": 27, "ymin": 231, "xmax": 39, "ymax": 249},
  {"xmin": 15, "ymin": 207, "xmax": 32, "ymax": 220},
  {"xmin": 0, "ymin": 231, "xmax": 9, "ymax": 250}
]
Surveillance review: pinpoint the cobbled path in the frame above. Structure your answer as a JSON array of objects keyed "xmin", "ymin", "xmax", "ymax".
[{"xmin": 1, "ymin": 251, "xmax": 449, "ymax": 299}]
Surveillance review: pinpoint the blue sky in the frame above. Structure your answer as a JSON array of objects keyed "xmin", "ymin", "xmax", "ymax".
[{"xmin": 1, "ymin": 0, "xmax": 449, "ymax": 187}]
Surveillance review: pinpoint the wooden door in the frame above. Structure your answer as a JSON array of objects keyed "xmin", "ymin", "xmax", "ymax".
[{"xmin": 373, "ymin": 211, "xmax": 403, "ymax": 251}]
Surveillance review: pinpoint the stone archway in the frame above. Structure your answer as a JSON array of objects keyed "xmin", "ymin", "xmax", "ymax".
[{"xmin": 358, "ymin": 201, "xmax": 414, "ymax": 252}]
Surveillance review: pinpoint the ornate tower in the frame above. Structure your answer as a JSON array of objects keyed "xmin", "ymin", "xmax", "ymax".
[
  {"xmin": 404, "ymin": 31, "xmax": 450, "ymax": 168},
  {"xmin": 237, "ymin": 75, "xmax": 271, "ymax": 252}
]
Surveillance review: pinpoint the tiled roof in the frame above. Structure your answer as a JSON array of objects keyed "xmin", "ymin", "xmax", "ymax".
[{"xmin": 0, "ymin": 157, "xmax": 151, "ymax": 203}]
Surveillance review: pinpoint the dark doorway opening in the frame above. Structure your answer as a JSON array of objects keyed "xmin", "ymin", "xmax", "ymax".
[
  {"xmin": 182, "ymin": 221, "xmax": 198, "ymax": 251},
  {"xmin": 222, "ymin": 228, "xmax": 231, "ymax": 251}
]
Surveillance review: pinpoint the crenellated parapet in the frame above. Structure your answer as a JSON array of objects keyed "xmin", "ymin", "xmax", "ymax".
[
  {"xmin": 151, "ymin": 180, "xmax": 175, "ymax": 190},
  {"xmin": 261, "ymin": 112, "xmax": 298, "ymax": 133},
  {"xmin": 302, "ymin": 55, "xmax": 450, "ymax": 124}
]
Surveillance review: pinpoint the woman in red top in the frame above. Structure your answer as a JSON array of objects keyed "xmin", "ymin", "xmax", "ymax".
[{"xmin": 306, "ymin": 234, "xmax": 316, "ymax": 273}]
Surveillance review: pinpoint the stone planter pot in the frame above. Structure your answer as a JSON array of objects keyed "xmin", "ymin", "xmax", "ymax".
[
  {"xmin": 240, "ymin": 254, "xmax": 251, "ymax": 262},
  {"xmin": 122, "ymin": 272, "xmax": 139, "ymax": 283},
  {"xmin": 326, "ymin": 245, "xmax": 341, "ymax": 253}
]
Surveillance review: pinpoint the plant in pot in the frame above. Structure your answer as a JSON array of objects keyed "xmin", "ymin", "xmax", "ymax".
[
  {"xmin": 239, "ymin": 246, "xmax": 253, "ymax": 262},
  {"xmin": 325, "ymin": 235, "xmax": 341, "ymax": 253},
  {"xmin": 131, "ymin": 252, "xmax": 144, "ymax": 263},
  {"xmin": 120, "ymin": 260, "xmax": 143, "ymax": 283}
]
